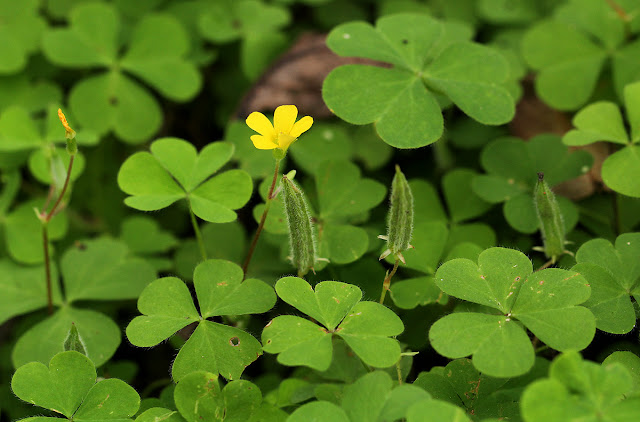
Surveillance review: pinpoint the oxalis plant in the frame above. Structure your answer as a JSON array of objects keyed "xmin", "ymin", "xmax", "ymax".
[{"xmin": 3, "ymin": 1, "xmax": 640, "ymax": 422}]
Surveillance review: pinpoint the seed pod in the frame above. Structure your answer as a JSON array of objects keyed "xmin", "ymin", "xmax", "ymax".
[
  {"xmin": 534, "ymin": 172, "xmax": 565, "ymax": 261},
  {"xmin": 63, "ymin": 323, "xmax": 87, "ymax": 355},
  {"xmin": 380, "ymin": 165, "xmax": 414, "ymax": 263},
  {"xmin": 282, "ymin": 174, "xmax": 316, "ymax": 276}
]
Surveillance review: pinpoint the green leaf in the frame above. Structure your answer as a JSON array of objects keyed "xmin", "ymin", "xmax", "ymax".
[
  {"xmin": 12, "ymin": 307, "xmax": 121, "ymax": 368},
  {"xmin": 572, "ymin": 234, "xmax": 640, "ymax": 333},
  {"xmin": 397, "ymin": 221, "xmax": 448, "ymax": 274},
  {"xmin": 324, "ymin": 14, "xmax": 514, "ymax": 148},
  {"xmin": 431, "ymin": 247, "xmax": 595, "ymax": 376},
  {"xmin": 173, "ymin": 372, "xmax": 222, "ymax": 422},
  {"xmin": 321, "ymin": 224, "xmax": 369, "ymax": 265},
  {"xmin": 172, "ymin": 321, "xmax": 263, "ymax": 381},
  {"xmin": 136, "ymin": 408, "xmax": 186, "ymax": 422},
  {"xmin": 429, "ymin": 313, "xmax": 534, "ymax": 378},
  {"xmin": 521, "ymin": 351, "xmax": 640, "ymax": 422},
  {"xmin": 73, "ymin": 378, "xmax": 140, "ymax": 420},
  {"xmin": 262, "ymin": 315, "xmax": 333, "ymax": 371},
  {"xmin": 11, "ymin": 351, "xmax": 96, "ymax": 418},
  {"xmin": 289, "ymin": 123, "xmax": 354, "ymax": 175},
  {"xmin": 62, "ymin": 238, "xmax": 156, "ymax": 303},
  {"xmin": 287, "ymin": 401, "xmax": 349, "ymax": 422},
  {"xmin": 126, "ymin": 277, "xmax": 200, "ymax": 347},
  {"xmin": 275, "ymin": 277, "xmax": 362, "ymax": 331},
  {"xmin": 193, "ymin": 259, "xmax": 276, "ymax": 318},
  {"xmin": 127, "ymin": 261, "xmax": 269, "ymax": 381},
  {"xmin": 390, "ymin": 276, "xmax": 446, "ymax": 310},
  {"xmin": 69, "ymin": 71, "xmax": 162, "ymax": 143},
  {"xmin": 602, "ymin": 146, "xmax": 640, "ymax": 197},
  {"xmin": 120, "ymin": 14, "xmax": 201, "ymax": 101},
  {"xmin": 63, "ymin": 323, "xmax": 87, "ymax": 355},
  {"xmin": 442, "ymin": 169, "xmax": 492, "ymax": 223},
  {"xmin": 4, "ymin": 199, "xmax": 68, "ymax": 264},
  {"xmin": 118, "ymin": 138, "xmax": 252, "ymax": 221},
  {"xmin": 42, "ymin": 3, "xmax": 119, "ymax": 67},
  {"xmin": 522, "ymin": 20, "xmax": 607, "ymax": 110},
  {"xmin": 0, "ymin": 0, "xmax": 45, "ymax": 73},
  {"xmin": 265, "ymin": 277, "xmax": 404, "ymax": 370},
  {"xmin": 423, "ymin": 42, "xmax": 514, "ymax": 125},
  {"xmin": 315, "ymin": 159, "xmax": 386, "ymax": 219},
  {"xmin": 563, "ymin": 102, "xmax": 629, "ymax": 146},
  {"xmin": 510, "ymin": 269, "xmax": 594, "ymax": 351},
  {"xmin": 337, "ymin": 302, "xmax": 404, "ymax": 368},
  {"xmin": 0, "ymin": 260, "xmax": 62, "ymax": 325},
  {"xmin": 603, "ymin": 351, "xmax": 640, "ymax": 394},
  {"xmin": 323, "ymin": 65, "xmax": 442, "ymax": 148},
  {"xmin": 407, "ymin": 399, "xmax": 471, "ymax": 422},
  {"xmin": 120, "ymin": 216, "xmax": 178, "ymax": 255}
]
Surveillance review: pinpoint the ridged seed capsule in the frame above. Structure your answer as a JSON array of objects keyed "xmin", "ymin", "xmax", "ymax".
[{"xmin": 282, "ymin": 174, "xmax": 316, "ymax": 277}]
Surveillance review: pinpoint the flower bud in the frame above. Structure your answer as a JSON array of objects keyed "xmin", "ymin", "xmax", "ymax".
[
  {"xmin": 534, "ymin": 172, "xmax": 565, "ymax": 261},
  {"xmin": 282, "ymin": 174, "xmax": 316, "ymax": 276},
  {"xmin": 380, "ymin": 165, "xmax": 414, "ymax": 263}
]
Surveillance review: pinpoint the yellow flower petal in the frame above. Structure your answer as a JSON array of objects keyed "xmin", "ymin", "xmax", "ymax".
[
  {"xmin": 274, "ymin": 105, "xmax": 297, "ymax": 135},
  {"xmin": 246, "ymin": 112, "xmax": 276, "ymax": 137},
  {"xmin": 278, "ymin": 133, "xmax": 297, "ymax": 151},
  {"xmin": 251, "ymin": 134, "xmax": 277, "ymax": 150},
  {"xmin": 290, "ymin": 116, "xmax": 313, "ymax": 138}
]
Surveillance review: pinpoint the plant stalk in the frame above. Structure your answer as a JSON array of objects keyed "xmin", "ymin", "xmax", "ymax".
[
  {"xmin": 379, "ymin": 259, "xmax": 400, "ymax": 304},
  {"xmin": 189, "ymin": 205, "xmax": 207, "ymax": 261},
  {"xmin": 42, "ymin": 225, "xmax": 53, "ymax": 315},
  {"xmin": 45, "ymin": 155, "xmax": 74, "ymax": 222},
  {"xmin": 242, "ymin": 159, "xmax": 280, "ymax": 277}
]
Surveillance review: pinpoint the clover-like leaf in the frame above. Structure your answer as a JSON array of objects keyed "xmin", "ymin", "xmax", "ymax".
[
  {"xmin": 472, "ymin": 134, "xmax": 591, "ymax": 233},
  {"xmin": 0, "ymin": 0, "xmax": 45, "ymax": 74},
  {"xmin": 571, "ymin": 233, "xmax": 640, "ymax": 334},
  {"xmin": 414, "ymin": 357, "xmax": 549, "ymax": 420},
  {"xmin": 126, "ymin": 259, "xmax": 275, "ymax": 381},
  {"xmin": 263, "ymin": 277, "xmax": 404, "ymax": 371},
  {"xmin": 11, "ymin": 351, "xmax": 140, "ymax": 421},
  {"xmin": 174, "ymin": 372, "xmax": 262, "ymax": 422},
  {"xmin": 430, "ymin": 247, "xmax": 595, "ymax": 377},
  {"xmin": 563, "ymin": 81, "xmax": 640, "ymax": 197},
  {"xmin": 62, "ymin": 238, "xmax": 157, "ymax": 303},
  {"xmin": 521, "ymin": 351, "xmax": 640, "ymax": 422},
  {"xmin": 118, "ymin": 137, "xmax": 252, "ymax": 223},
  {"xmin": 323, "ymin": 13, "xmax": 515, "ymax": 148},
  {"xmin": 12, "ymin": 307, "xmax": 121, "ymax": 369},
  {"xmin": 522, "ymin": 0, "xmax": 640, "ymax": 110},
  {"xmin": 43, "ymin": 2, "xmax": 202, "ymax": 143},
  {"xmin": 0, "ymin": 260, "xmax": 62, "ymax": 325}
]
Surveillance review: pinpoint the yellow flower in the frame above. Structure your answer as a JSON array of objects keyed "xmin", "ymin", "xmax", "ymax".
[{"xmin": 246, "ymin": 105, "xmax": 313, "ymax": 152}]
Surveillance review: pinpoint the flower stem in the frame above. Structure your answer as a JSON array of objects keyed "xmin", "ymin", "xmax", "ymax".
[
  {"xmin": 242, "ymin": 160, "xmax": 280, "ymax": 277},
  {"xmin": 40, "ymin": 154, "xmax": 75, "ymax": 315},
  {"xmin": 189, "ymin": 204, "xmax": 207, "ymax": 261},
  {"xmin": 45, "ymin": 155, "xmax": 74, "ymax": 222},
  {"xmin": 379, "ymin": 259, "xmax": 400, "ymax": 304},
  {"xmin": 42, "ymin": 225, "xmax": 53, "ymax": 315}
]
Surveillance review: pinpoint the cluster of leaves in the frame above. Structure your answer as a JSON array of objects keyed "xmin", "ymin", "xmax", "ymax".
[{"xmin": 2, "ymin": 1, "xmax": 640, "ymax": 422}]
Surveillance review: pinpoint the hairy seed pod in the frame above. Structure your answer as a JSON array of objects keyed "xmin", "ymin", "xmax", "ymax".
[
  {"xmin": 282, "ymin": 175, "xmax": 316, "ymax": 276},
  {"xmin": 63, "ymin": 323, "xmax": 87, "ymax": 355},
  {"xmin": 534, "ymin": 172, "xmax": 565, "ymax": 261},
  {"xmin": 380, "ymin": 165, "xmax": 414, "ymax": 263}
]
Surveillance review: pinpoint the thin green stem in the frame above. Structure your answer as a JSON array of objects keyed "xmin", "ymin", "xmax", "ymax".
[
  {"xmin": 395, "ymin": 360, "xmax": 403, "ymax": 385},
  {"xmin": 41, "ymin": 152, "xmax": 76, "ymax": 316},
  {"xmin": 242, "ymin": 159, "xmax": 280, "ymax": 277},
  {"xmin": 42, "ymin": 225, "xmax": 53, "ymax": 315},
  {"xmin": 45, "ymin": 155, "xmax": 75, "ymax": 222},
  {"xmin": 189, "ymin": 205, "xmax": 207, "ymax": 261},
  {"xmin": 612, "ymin": 192, "xmax": 621, "ymax": 237},
  {"xmin": 379, "ymin": 259, "xmax": 400, "ymax": 304}
]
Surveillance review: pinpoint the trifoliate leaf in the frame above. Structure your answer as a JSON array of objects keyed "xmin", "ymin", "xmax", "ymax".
[
  {"xmin": 430, "ymin": 247, "xmax": 595, "ymax": 377},
  {"xmin": 118, "ymin": 137, "xmax": 252, "ymax": 223},
  {"xmin": 324, "ymin": 14, "xmax": 514, "ymax": 148}
]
